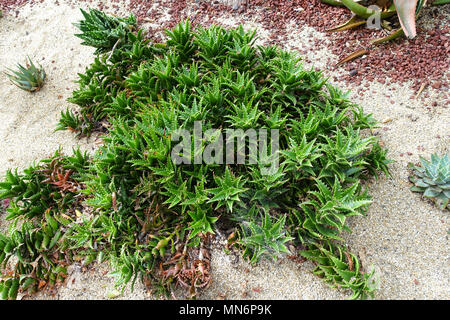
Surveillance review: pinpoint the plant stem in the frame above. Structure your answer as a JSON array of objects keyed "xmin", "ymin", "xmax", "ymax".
[
  {"xmin": 320, "ymin": 0, "xmax": 345, "ymax": 6},
  {"xmin": 432, "ymin": 0, "xmax": 450, "ymax": 5},
  {"xmin": 341, "ymin": 0, "xmax": 396, "ymax": 19}
]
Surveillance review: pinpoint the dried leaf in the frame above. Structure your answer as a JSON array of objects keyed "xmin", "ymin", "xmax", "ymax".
[
  {"xmin": 38, "ymin": 280, "xmax": 46, "ymax": 289},
  {"xmin": 335, "ymin": 49, "xmax": 368, "ymax": 67},
  {"xmin": 344, "ymin": 251, "xmax": 354, "ymax": 271}
]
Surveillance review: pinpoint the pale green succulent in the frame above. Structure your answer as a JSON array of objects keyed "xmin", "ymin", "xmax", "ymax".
[
  {"xmin": 5, "ymin": 57, "xmax": 46, "ymax": 92},
  {"xmin": 409, "ymin": 153, "xmax": 450, "ymax": 210}
]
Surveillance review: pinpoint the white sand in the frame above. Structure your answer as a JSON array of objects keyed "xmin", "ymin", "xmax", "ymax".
[
  {"xmin": 0, "ymin": 1, "xmax": 97, "ymax": 178},
  {"xmin": 0, "ymin": 0, "xmax": 448, "ymax": 300}
]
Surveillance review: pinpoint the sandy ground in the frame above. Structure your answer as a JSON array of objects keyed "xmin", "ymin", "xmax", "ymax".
[{"xmin": 0, "ymin": 0, "xmax": 448, "ymax": 300}]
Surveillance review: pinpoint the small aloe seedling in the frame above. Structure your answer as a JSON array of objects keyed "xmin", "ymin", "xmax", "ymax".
[
  {"xmin": 5, "ymin": 57, "xmax": 46, "ymax": 92},
  {"xmin": 409, "ymin": 153, "xmax": 450, "ymax": 210}
]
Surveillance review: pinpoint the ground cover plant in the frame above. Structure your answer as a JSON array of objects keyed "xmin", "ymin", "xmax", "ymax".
[{"xmin": 0, "ymin": 9, "xmax": 391, "ymax": 300}]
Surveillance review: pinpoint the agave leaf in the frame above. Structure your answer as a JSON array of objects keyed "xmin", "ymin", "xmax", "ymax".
[
  {"xmin": 341, "ymin": 0, "xmax": 397, "ymax": 19},
  {"xmin": 393, "ymin": 0, "xmax": 418, "ymax": 39},
  {"xmin": 422, "ymin": 177, "xmax": 437, "ymax": 186},
  {"xmin": 414, "ymin": 179, "xmax": 430, "ymax": 188},
  {"xmin": 371, "ymin": 28, "xmax": 404, "ymax": 45},
  {"xmin": 326, "ymin": 16, "xmax": 366, "ymax": 33}
]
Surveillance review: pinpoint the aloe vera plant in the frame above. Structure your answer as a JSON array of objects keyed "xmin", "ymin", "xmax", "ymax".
[
  {"xmin": 5, "ymin": 57, "xmax": 46, "ymax": 92},
  {"xmin": 409, "ymin": 153, "xmax": 450, "ymax": 210}
]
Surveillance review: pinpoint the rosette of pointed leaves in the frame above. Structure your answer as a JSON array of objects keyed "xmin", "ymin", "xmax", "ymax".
[
  {"xmin": 60, "ymin": 16, "xmax": 390, "ymax": 297},
  {"xmin": 301, "ymin": 179, "xmax": 372, "ymax": 241},
  {"xmin": 74, "ymin": 8, "xmax": 137, "ymax": 54},
  {"xmin": 5, "ymin": 57, "xmax": 46, "ymax": 92},
  {"xmin": 240, "ymin": 212, "xmax": 293, "ymax": 264},
  {"xmin": 207, "ymin": 167, "xmax": 248, "ymax": 213},
  {"xmin": 409, "ymin": 153, "xmax": 450, "ymax": 210}
]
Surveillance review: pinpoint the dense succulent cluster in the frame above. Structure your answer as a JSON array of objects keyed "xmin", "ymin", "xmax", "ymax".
[
  {"xmin": 0, "ymin": 9, "xmax": 391, "ymax": 299},
  {"xmin": 409, "ymin": 153, "xmax": 450, "ymax": 210},
  {"xmin": 5, "ymin": 57, "xmax": 46, "ymax": 92},
  {"xmin": 0, "ymin": 150, "xmax": 90, "ymax": 298}
]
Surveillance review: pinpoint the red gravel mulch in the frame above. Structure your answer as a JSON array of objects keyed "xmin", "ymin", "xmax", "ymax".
[{"xmin": 2, "ymin": 0, "xmax": 449, "ymax": 101}]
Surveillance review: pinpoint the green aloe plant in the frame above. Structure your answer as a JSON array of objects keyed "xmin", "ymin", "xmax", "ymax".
[
  {"xmin": 409, "ymin": 153, "xmax": 450, "ymax": 210},
  {"xmin": 187, "ymin": 207, "xmax": 218, "ymax": 246},
  {"xmin": 165, "ymin": 19, "xmax": 196, "ymax": 61},
  {"xmin": 207, "ymin": 167, "xmax": 248, "ymax": 213},
  {"xmin": 5, "ymin": 57, "xmax": 46, "ymax": 92},
  {"xmin": 74, "ymin": 8, "xmax": 137, "ymax": 54},
  {"xmin": 240, "ymin": 211, "xmax": 293, "ymax": 264},
  {"xmin": 321, "ymin": 0, "xmax": 449, "ymax": 65}
]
